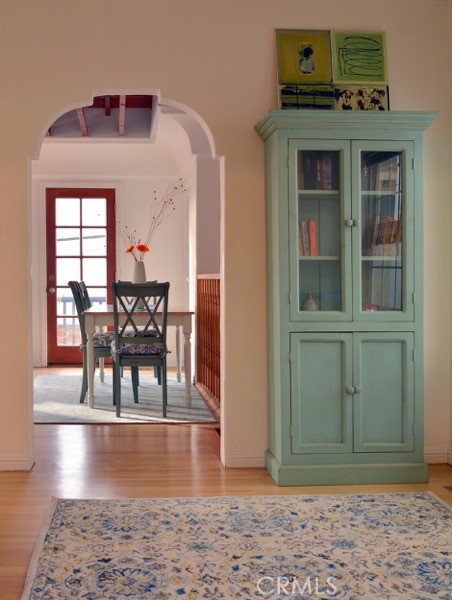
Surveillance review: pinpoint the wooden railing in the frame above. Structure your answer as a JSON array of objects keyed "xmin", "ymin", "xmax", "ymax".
[{"xmin": 196, "ymin": 275, "xmax": 220, "ymax": 420}]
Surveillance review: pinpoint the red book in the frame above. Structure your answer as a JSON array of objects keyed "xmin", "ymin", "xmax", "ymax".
[{"xmin": 307, "ymin": 220, "xmax": 317, "ymax": 256}]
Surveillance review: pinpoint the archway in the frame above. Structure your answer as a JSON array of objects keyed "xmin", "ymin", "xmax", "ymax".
[{"xmin": 30, "ymin": 90, "xmax": 224, "ymax": 455}]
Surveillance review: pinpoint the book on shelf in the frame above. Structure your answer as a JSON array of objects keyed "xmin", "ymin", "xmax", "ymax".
[
  {"xmin": 298, "ymin": 219, "xmax": 317, "ymax": 256},
  {"xmin": 298, "ymin": 221, "xmax": 304, "ymax": 256},
  {"xmin": 365, "ymin": 217, "xmax": 402, "ymax": 256},
  {"xmin": 307, "ymin": 220, "xmax": 318, "ymax": 256}
]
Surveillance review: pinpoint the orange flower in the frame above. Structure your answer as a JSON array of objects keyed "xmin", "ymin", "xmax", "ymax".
[
  {"xmin": 136, "ymin": 244, "xmax": 149, "ymax": 253},
  {"xmin": 125, "ymin": 245, "xmax": 135, "ymax": 253}
]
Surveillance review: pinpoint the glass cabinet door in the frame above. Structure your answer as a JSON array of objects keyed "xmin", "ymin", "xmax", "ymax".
[
  {"xmin": 289, "ymin": 140, "xmax": 352, "ymax": 321},
  {"xmin": 353, "ymin": 140, "xmax": 414, "ymax": 321}
]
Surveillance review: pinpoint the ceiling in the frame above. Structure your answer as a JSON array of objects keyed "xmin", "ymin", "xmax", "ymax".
[{"xmin": 47, "ymin": 95, "xmax": 156, "ymax": 139}]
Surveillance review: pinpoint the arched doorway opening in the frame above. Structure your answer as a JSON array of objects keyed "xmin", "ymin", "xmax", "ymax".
[{"xmin": 30, "ymin": 91, "xmax": 224, "ymax": 444}]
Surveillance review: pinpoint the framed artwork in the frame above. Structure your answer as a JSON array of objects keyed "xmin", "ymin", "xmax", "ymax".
[
  {"xmin": 334, "ymin": 86, "xmax": 389, "ymax": 110},
  {"xmin": 279, "ymin": 84, "xmax": 335, "ymax": 110},
  {"xmin": 276, "ymin": 29, "xmax": 389, "ymax": 110},
  {"xmin": 276, "ymin": 30, "xmax": 332, "ymax": 85},
  {"xmin": 331, "ymin": 31, "xmax": 387, "ymax": 84}
]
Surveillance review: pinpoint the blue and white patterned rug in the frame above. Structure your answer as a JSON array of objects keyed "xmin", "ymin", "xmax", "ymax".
[{"xmin": 22, "ymin": 492, "xmax": 451, "ymax": 599}]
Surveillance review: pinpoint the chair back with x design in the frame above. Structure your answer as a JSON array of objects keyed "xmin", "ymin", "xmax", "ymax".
[{"xmin": 111, "ymin": 281, "xmax": 170, "ymax": 417}]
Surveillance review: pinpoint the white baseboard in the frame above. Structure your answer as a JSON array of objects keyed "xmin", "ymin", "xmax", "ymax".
[
  {"xmin": 0, "ymin": 455, "xmax": 34, "ymax": 471},
  {"xmin": 224, "ymin": 453, "xmax": 265, "ymax": 468},
  {"xmin": 424, "ymin": 448, "xmax": 448, "ymax": 464}
]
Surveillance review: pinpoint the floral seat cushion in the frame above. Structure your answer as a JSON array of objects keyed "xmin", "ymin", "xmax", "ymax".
[
  {"xmin": 111, "ymin": 339, "xmax": 167, "ymax": 356},
  {"xmin": 93, "ymin": 331, "xmax": 115, "ymax": 348}
]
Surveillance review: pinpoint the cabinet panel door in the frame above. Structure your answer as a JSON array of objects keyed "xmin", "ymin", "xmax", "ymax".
[
  {"xmin": 291, "ymin": 333, "xmax": 353, "ymax": 454},
  {"xmin": 288, "ymin": 140, "xmax": 352, "ymax": 322},
  {"xmin": 353, "ymin": 332, "xmax": 415, "ymax": 452},
  {"xmin": 352, "ymin": 140, "xmax": 415, "ymax": 322}
]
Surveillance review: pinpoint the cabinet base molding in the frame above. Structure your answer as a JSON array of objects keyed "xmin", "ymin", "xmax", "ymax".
[
  {"xmin": 265, "ymin": 451, "xmax": 429, "ymax": 486},
  {"xmin": 0, "ymin": 454, "xmax": 35, "ymax": 471}
]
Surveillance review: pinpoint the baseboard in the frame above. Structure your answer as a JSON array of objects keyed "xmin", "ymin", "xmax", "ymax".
[
  {"xmin": 0, "ymin": 454, "xmax": 34, "ymax": 471},
  {"xmin": 224, "ymin": 453, "xmax": 265, "ymax": 468},
  {"xmin": 447, "ymin": 449, "xmax": 452, "ymax": 466},
  {"xmin": 424, "ymin": 448, "xmax": 448, "ymax": 464}
]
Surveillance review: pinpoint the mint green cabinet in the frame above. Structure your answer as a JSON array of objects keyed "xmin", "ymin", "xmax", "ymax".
[{"xmin": 256, "ymin": 110, "xmax": 436, "ymax": 486}]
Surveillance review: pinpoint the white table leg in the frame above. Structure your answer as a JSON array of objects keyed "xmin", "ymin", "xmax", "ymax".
[
  {"xmin": 176, "ymin": 326, "xmax": 181, "ymax": 382},
  {"xmin": 86, "ymin": 331, "xmax": 95, "ymax": 408},
  {"xmin": 184, "ymin": 331, "xmax": 192, "ymax": 408}
]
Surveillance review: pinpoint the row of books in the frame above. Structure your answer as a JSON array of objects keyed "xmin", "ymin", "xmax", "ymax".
[
  {"xmin": 298, "ymin": 220, "xmax": 318, "ymax": 256},
  {"xmin": 298, "ymin": 151, "xmax": 338, "ymax": 191},
  {"xmin": 362, "ymin": 217, "xmax": 402, "ymax": 256}
]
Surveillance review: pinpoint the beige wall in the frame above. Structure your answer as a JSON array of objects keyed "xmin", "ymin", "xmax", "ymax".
[{"xmin": 0, "ymin": 0, "xmax": 450, "ymax": 469}]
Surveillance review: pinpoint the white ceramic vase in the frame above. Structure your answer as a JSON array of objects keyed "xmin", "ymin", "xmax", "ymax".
[
  {"xmin": 303, "ymin": 291, "xmax": 318, "ymax": 311},
  {"xmin": 132, "ymin": 260, "xmax": 146, "ymax": 284}
]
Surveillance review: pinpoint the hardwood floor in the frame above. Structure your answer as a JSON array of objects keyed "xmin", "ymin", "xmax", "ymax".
[{"xmin": 0, "ymin": 423, "xmax": 451, "ymax": 600}]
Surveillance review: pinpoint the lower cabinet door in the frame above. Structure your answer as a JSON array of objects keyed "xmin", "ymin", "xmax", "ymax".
[
  {"xmin": 353, "ymin": 332, "xmax": 414, "ymax": 452},
  {"xmin": 290, "ymin": 333, "xmax": 353, "ymax": 454}
]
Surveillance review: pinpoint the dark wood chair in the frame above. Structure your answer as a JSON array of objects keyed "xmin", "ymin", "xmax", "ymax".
[
  {"xmin": 111, "ymin": 281, "xmax": 170, "ymax": 418},
  {"xmin": 68, "ymin": 281, "xmax": 113, "ymax": 403}
]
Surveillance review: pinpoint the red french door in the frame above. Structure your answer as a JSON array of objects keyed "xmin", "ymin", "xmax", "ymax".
[{"xmin": 46, "ymin": 188, "xmax": 116, "ymax": 364}]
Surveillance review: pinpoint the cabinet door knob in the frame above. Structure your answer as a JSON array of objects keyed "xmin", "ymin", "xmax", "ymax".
[
  {"xmin": 346, "ymin": 385, "xmax": 355, "ymax": 394},
  {"xmin": 353, "ymin": 219, "xmax": 360, "ymax": 227},
  {"xmin": 354, "ymin": 385, "xmax": 361, "ymax": 394},
  {"xmin": 344, "ymin": 219, "xmax": 353, "ymax": 227}
]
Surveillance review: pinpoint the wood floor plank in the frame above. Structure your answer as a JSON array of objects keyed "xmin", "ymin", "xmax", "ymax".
[{"xmin": 0, "ymin": 423, "xmax": 450, "ymax": 599}]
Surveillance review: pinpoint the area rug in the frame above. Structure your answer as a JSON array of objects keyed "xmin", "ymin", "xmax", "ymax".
[
  {"xmin": 22, "ymin": 492, "xmax": 451, "ymax": 599},
  {"xmin": 33, "ymin": 373, "xmax": 216, "ymax": 424}
]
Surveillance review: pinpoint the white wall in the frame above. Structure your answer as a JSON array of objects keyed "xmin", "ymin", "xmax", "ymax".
[
  {"xmin": 31, "ymin": 115, "xmax": 195, "ymax": 367},
  {"xmin": 0, "ymin": 0, "xmax": 450, "ymax": 470}
]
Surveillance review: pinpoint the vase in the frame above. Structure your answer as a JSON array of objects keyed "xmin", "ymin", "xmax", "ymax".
[
  {"xmin": 303, "ymin": 292, "xmax": 318, "ymax": 311},
  {"xmin": 132, "ymin": 260, "xmax": 146, "ymax": 284}
]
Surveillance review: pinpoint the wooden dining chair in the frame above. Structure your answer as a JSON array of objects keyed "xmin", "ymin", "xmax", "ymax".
[
  {"xmin": 68, "ymin": 281, "xmax": 114, "ymax": 403},
  {"xmin": 111, "ymin": 281, "xmax": 170, "ymax": 418}
]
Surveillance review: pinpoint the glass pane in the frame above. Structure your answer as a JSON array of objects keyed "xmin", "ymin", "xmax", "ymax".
[
  {"xmin": 82, "ymin": 258, "xmax": 106, "ymax": 286},
  {"xmin": 82, "ymin": 197, "xmax": 106, "ymax": 226},
  {"xmin": 362, "ymin": 258, "xmax": 402, "ymax": 312},
  {"xmin": 361, "ymin": 151, "xmax": 403, "ymax": 312},
  {"xmin": 86, "ymin": 287, "xmax": 107, "ymax": 307},
  {"xmin": 298, "ymin": 150, "xmax": 339, "ymax": 191},
  {"xmin": 56, "ymin": 287, "xmax": 77, "ymax": 316},
  {"xmin": 56, "ymin": 258, "xmax": 80, "ymax": 286},
  {"xmin": 56, "ymin": 197, "xmax": 80, "ymax": 226},
  {"xmin": 56, "ymin": 228, "xmax": 80, "ymax": 256},
  {"xmin": 297, "ymin": 149, "xmax": 342, "ymax": 312},
  {"xmin": 82, "ymin": 228, "xmax": 106, "ymax": 256},
  {"xmin": 299, "ymin": 261, "xmax": 342, "ymax": 311},
  {"xmin": 56, "ymin": 317, "xmax": 81, "ymax": 347}
]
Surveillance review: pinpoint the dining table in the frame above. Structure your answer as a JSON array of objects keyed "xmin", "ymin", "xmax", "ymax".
[{"xmin": 83, "ymin": 305, "xmax": 194, "ymax": 409}]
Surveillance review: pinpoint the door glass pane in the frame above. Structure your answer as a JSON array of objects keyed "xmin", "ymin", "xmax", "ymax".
[
  {"xmin": 82, "ymin": 228, "xmax": 107, "ymax": 256},
  {"xmin": 86, "ymin": 287, "xmax": 107, "ymax": 306},
  {"xmin": 82, "ymin": 197, "xmax": 106, "ymax": 226},
  {"xmin": 56, "ymin": 258, "xmax": 80, "ymax": 286},
  {"xmin": 361, "ymin": 151, "xmax": 403, "ymax": 312},
  {"xmin": 82, "ymin": 258, "xmax": 106, "ymax": 286},
  {"xmin": 56, "ymin": 197, "xmax": 80, "ymax": 226},
  {"xmin": 56, "ymin": 228, "xmax": 80, "ymax": 256},
  {"xmin": 297, "ymin": 150, "xmax": 342, "ymax": 311},
  {"xmin": 56, "ymin": 317, "xmax": 81, "ymax": 347},
  {"xmin": 56, "ymin": 287, "xmax": 77, "ymax": 316}
]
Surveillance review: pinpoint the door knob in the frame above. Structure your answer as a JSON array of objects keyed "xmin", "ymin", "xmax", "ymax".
[
  {"xmin": 346, "ymin": 385, "xmax": 355, "ymax": 394},
  {"xmin": 354, "ymin": 385, "xmax": 361, "ymax": 393},
  {"xmin": 344, "ymin": 219, "xmax": 353, "ymax": 227},
  {"xmin": 48, "ymin": 287, "xmax": 56, "ymax": 294}
]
